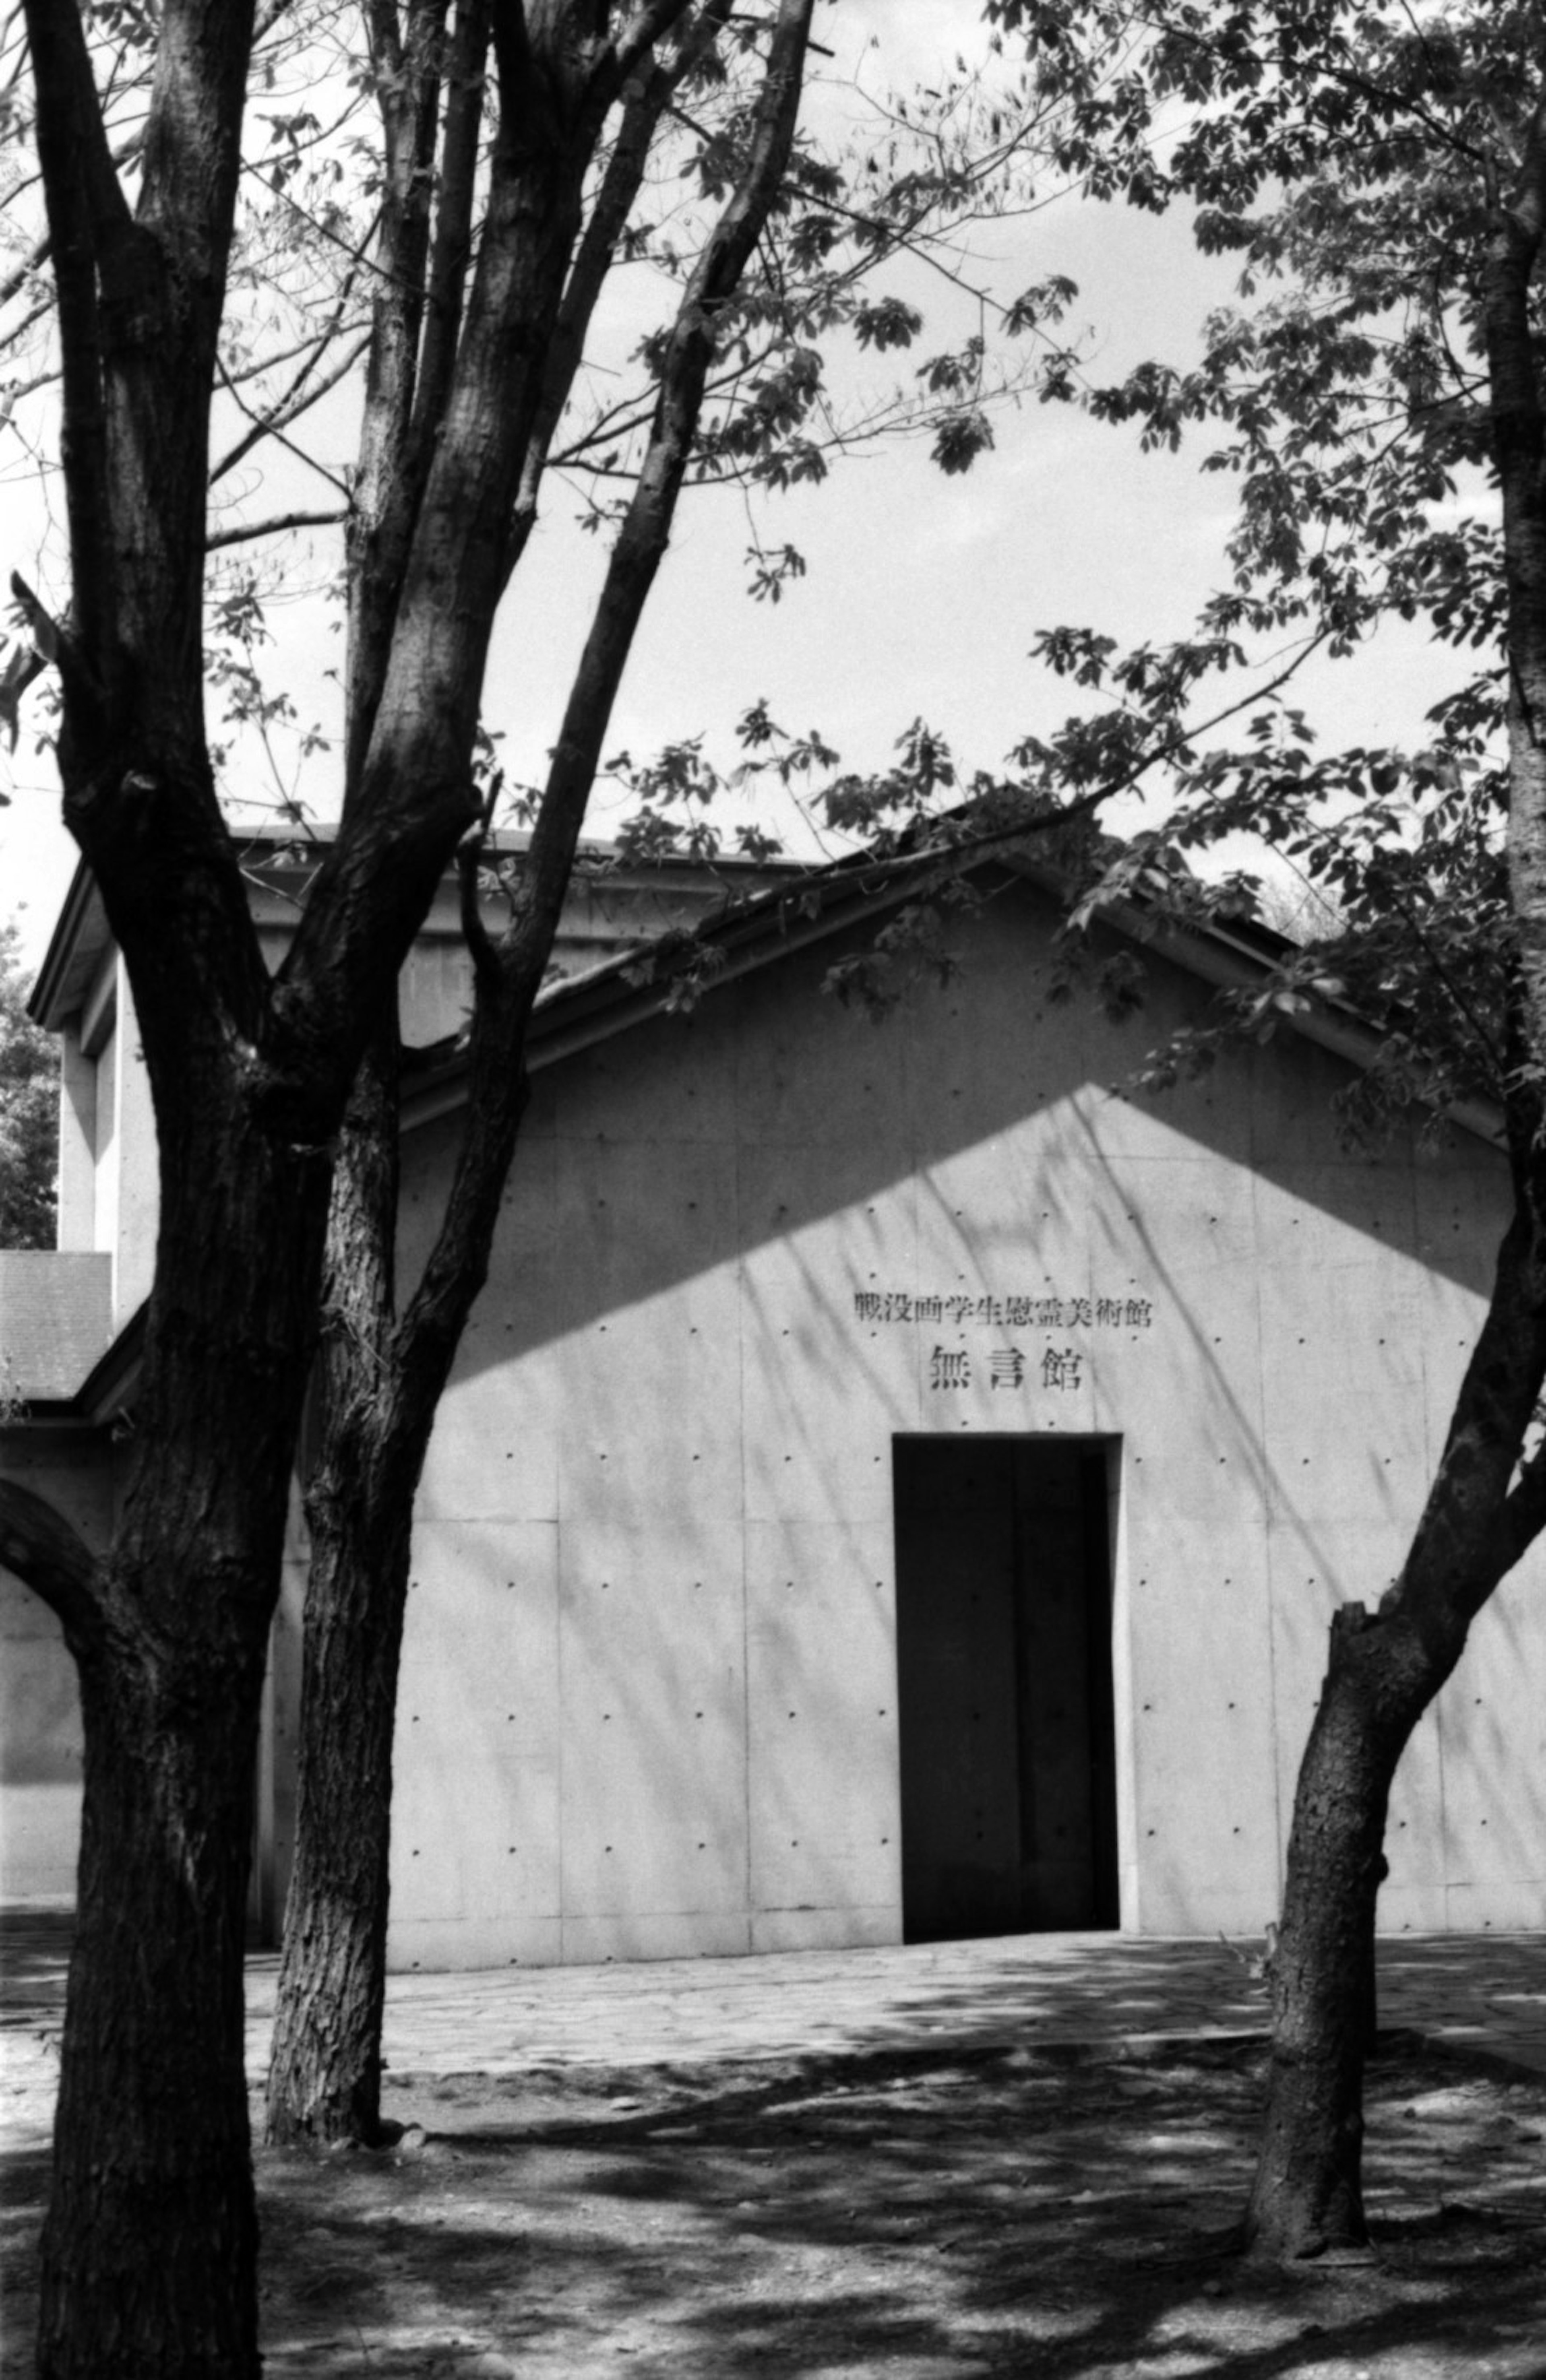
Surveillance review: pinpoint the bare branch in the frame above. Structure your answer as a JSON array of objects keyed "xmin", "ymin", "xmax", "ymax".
[
  {"xmin": 515, "ymin": 0, "xmax": 815, "ymax": 958},
  {"xmin": 502, "ymin": 11, "xmax": 725, "ymax": 582},
  {"xmin": 216, "ymin": 355, "xmax": 356, "ymax": 499},
  {"xmin": 408, "ymin": 0, "xmax": 491, "ymax": 459},
  {"xmin": 344, "ymin": 0, "xmax": 449, "ymax": 789},
  {"xmin": 0, "ymin": 121, "xmax": 145, "ymax": 317},
  {"xmin": 210, "ymin": 332, "xmax": 371, "ymax": 486},
  {"xmin": 205, "ymin": 507, "xmax": 348, "ymax": 552},
  {"xmin": 18, "ymin": 0, "xmax": 132, "ymax": 642}
]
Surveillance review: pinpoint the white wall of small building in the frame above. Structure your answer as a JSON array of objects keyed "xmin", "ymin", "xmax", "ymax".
[
  {"xmin": 11, "ymin": 873, "xmax": 1544, "ymax": 1951},
  {"xmin": 354, "ymin": 884, "xmax": 1545, "ymax": 1972}
]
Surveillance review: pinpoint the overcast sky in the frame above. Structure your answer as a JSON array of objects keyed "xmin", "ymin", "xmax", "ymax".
[{"xmin": 0, "ymin": 0, "xmax": 1482, "ymax": 968}]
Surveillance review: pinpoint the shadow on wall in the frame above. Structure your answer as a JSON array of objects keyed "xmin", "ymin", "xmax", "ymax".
[{"xmin": 395, "ymin": 880, "xmax": 1501, "ymax": 1396}]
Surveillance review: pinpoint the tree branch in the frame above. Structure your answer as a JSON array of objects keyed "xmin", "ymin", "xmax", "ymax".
[
  {"xmin": 205, "ymin": 508, "xmax": 348, "ymax": 552},
  {"xmin": 344, "ymin": 0, "xmax": 450, "ymax": 793},
  {"xmin": 211, "ymin": 324, "xmax": 372, "ymax": 486},
  {"xmin": 512, "ymin": 0, "xmax": 814, "ymax": 969},
  {"xmin": 0, "ymin": 129, "xmax": 141, "ymax": 315},
  {"xmin": 609, "ymin": 0, "xmax": 697, "ymax": 83},
  {"xmin": 409, "ymin": 0, "xmax": 490, "ymax": 459},
  {"xmin": 134, "ymin": 0, "xmax": 258, "ymax": 277},
  {"xmin": 384, "ymin": 0, "xmax": 810, "ymax": 1417},
  {"xmin": 216, "ymin": 356, "xmax": 356, "ymax": 498},
  {"xmin": 19, "ymin": 0, "xmax": 132, "ymax": 648},
  {"xmin": 502, "ymin": 13, "xmax": 720, "ymax": 584}
]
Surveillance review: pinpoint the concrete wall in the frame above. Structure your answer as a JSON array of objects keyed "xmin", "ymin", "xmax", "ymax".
[
  {"xmin": 357, "ymin": 879, "xmax": 1543, "ymax": 1971},
  {"xmin": 0, "ymin": 1255, "xmax": 112, "ymax": 1398},
  {"xmin": 0, "ymin": 1429, "xmax": 114, "ymax": 1900}
]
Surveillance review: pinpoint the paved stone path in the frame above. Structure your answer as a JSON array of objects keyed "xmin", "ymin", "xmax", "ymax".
[{"xmin": 3, "ymin": 1909, "xmax": 1544, "ymax": 2091}]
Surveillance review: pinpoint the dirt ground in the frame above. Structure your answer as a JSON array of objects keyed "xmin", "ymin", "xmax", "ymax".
[{"xmin": 5, "ymin": 2034, "xmax": 1546, "ymax": 2377}]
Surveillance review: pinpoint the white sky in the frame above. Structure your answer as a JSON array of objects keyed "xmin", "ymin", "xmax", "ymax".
[{"xmin": 0, "ymin": 0, "xmax": 1484, "ymax": 970}]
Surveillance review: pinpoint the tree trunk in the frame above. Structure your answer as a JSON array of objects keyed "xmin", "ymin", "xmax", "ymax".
[
  {"xmin": 1245, "ymin": 1603, "xmax": 1446, "ymax": 2259},
  {"xmin": 36, "ymin": 1591, "xmax": 271, "ymax": 2376},
  {"xmin": 264, "ymin": 1020, "xmax": 408, "ymax": 2147},
  {"xmin": 25, "ymin": 1086, "xmax": 335, "ymax": 2372},
  {"xmin": 264, "ymin": 0, "xmax": 816, "ymax": 2147},
  {"xmin": 265, "ymin": 983, "xmax": 533, "ymax": 2143},
  {"xmin": 264, "ymin": 1480, "xmax": 414, "ymax": 2146}
]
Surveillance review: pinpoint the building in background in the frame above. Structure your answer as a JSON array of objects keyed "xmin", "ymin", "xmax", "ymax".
[{"xmin": 2, "ymin": 836, "xmax": 1540, "ymax": 1958}]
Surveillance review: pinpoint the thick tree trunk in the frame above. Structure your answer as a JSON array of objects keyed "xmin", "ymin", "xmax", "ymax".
[
  {"xmin": 1245, "ymin": 1604, "xmax": 1457, "ymax": 2258},
  {"xmin": 27, "ymin": 1092, "xmax": 334, "ymax": 2374},
  {"xmin": 37, "ymin": 1637, "xmax": 268, "ymax": 2378},
  {"xmin": 264, "ymin": 1484, "xmax": 414, "ymax": 2146},
  {"xmin": 265, "ymin": 1021, "xmax": 412, "ymax": 2147},
  {"xmin": 265, "ymin": 1011, "xmax": 529, "ymax": 2145}
]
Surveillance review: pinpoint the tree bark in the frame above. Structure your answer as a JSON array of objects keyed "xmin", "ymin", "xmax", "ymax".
[
  {"xmin": 1245, "ymin": 1158, "xmax": 1546, "ymax": 2259},
  {"xmin": 37, "ymin": 1635, "xmax": 269, "ymax": 2377},
  {"xmin": 1244, "ymin": 1608, "xmax": 1434, "ymax": 2257},
  {"xmin": 265, "ymin": 979, "xmax": 536, "ymax": 2145},
  {"xmin": 1239, "ymin": 70, "xmax": 1546, "ymax": 2267},
  {"xmin": 266, "ymin": 0, "xmax": 817, "ymax": 2145},
  {"xmin": 266, "ymin": 1020, "xmax": 419, "ymax": 2147},
  {"xmin": 263, "ymin": 1479, "xmax": 415, "ymax": 2145},
  {"xmin": 30, "ymin": 1100, "xmax": 333, "ymax": 2374},
  {"xmin": 17, "ymin": 0, "xmax": 725, "ymax": 2360}
]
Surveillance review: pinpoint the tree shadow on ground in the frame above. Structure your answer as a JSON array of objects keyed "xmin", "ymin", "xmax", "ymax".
[{"xmin": 6, "ymin": 2036, "xmax": 1546, "ymax": 2377}]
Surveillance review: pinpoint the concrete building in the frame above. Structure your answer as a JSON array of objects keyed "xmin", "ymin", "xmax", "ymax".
[{"xmin": 3, "ymin": 836, "xmax": 1543, "ymax": 1959}]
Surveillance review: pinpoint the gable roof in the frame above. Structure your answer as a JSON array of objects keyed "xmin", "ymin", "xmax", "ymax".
[
  {"xmin": 11, "ymin": 826, "xmax": 1506, "ymax": 1424},
  {"xmin": 398, "ymin": 838, "xmax": 1508, "ymax": 1158}
]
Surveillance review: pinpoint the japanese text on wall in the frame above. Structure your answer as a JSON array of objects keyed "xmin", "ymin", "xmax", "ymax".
[
  {"xmin": 851, "ymin": 1284, "xmax": 1158, "ymax": 1398},
  {"xmin": 852, "ymin": 1290, "xmax": 1155, "ymax": 1331}
]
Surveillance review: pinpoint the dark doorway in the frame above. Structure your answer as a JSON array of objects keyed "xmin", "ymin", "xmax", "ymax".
[{"xmin": 893, "ymin": 1436, "xmax": 1119, "ymax": 1941}]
